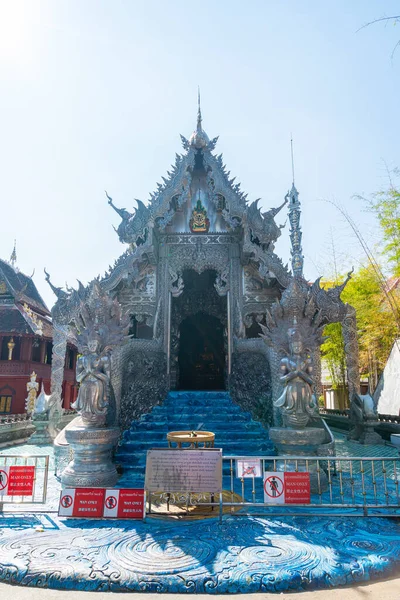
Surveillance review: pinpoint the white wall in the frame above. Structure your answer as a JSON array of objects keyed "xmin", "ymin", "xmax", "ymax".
[{"xmin": 375, "ymin": 340, "xmax": 400, "ymax": 416}]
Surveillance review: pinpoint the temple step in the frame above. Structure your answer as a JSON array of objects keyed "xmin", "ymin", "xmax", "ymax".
[
  {"xmin": 127, "ymin": 420, "xmax": 264, "ymax": 432},
  {"xmin": 125, "ymin": 430, "xmax": 267, "ymax": 442},
  {"xmin": 116, "ymin": 390, "xmax": 273, "ymax": 480},
  {"xmin": 145, "ymin": 403, "xmax": 247, "ymax": 415}
]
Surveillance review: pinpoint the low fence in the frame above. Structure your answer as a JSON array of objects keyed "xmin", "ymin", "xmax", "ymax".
[
  {"xmin": 320, "ymin": 409, "xmax": 400, "ymax": 440},
  {"xmin": 320, "ymin": 408, "xmax": 400, "ymax": 424},
  {"xmin": 0, "ymin": 454, "xmax": 49, "ymax": 508},
  {"xmin": 1, "ymin": 453, "xmax": 399, "ymax": 520},
  {"xmin": 147, "ymin": 455, "xmax": 400, "ymax": 520}
]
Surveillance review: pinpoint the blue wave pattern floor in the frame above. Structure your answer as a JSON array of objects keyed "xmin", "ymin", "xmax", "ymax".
[
  {"xmin": 1, "ymin": 403, "xmax": 400, "ymax": 593},
  {"xmin": 0, "ymin": 514, "xmax": 399, "ymax": 592}
]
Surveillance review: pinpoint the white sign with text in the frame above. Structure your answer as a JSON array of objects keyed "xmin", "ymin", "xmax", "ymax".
[{"xmin": 145, "ymin": 448, "xmax": 222, "ymax": 493}]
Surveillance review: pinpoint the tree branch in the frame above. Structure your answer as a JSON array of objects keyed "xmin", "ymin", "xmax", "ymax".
[{"xmin": 356, "ymin": 15, "xmax": 400, "ymax": 33}]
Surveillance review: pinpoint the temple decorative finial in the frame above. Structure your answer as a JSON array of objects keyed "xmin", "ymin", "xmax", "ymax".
[
  {"xmin": 189, "ymin": 88, "xmax": 210, "ymax": 149},
  {"xmin": 197, "ymin": 86, "xmax": 202, "ymax": 131},
  {"xmin": 286, "ymin": 137, "xmax": 303, "ymax": 278},
  {"xmin": 10, "ymin": 239, "xmax": 17, "ymax": 269},
  {"xmin": 291, "ymin": 134, "xmax": 295, "ymax": 186}
]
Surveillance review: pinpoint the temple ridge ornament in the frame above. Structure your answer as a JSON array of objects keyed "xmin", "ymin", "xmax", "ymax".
[
  {"xmin": 189, "ymin": 198, "xmax": 210, "ymax": 233},
  {"xmin": 247, "ymin": 197, "xmax": 287, "ymax": 251},
  {"xmin": 106, "ymin": 191, "xmax": 150, "ymax": 246},
  {"xmin": 23, "ymin": 302, "xmax": 43, "ymax": 336}
]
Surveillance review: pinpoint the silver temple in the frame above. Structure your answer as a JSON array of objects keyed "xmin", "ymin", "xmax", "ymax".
[{"xmin": 46, "ymin": 104, "xmax": 361, "ymax": 443}]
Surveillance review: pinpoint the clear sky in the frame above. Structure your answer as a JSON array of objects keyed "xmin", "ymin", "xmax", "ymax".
[{"xmin": 1, "ymin": 0, "xmax": 399, "ymax": 309}]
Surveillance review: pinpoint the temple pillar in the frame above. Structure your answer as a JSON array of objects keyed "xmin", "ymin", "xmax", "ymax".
[
  {"xmin": 166, "ymin": 291, "xmax": 172, "ymax": 375},
  {"xmin": 342, "ymin": 305, "xmax": 360, "ymax": 397},
  {"xmin": 20, "ymin": 337, "xmax": 32, "ymax": 361},
  {"xmin": 227, "ymin": 291, "xmax": 232, "ymax": 375},
  {"xmin": 268, "ymin": 346, "xmax": 283, "ymax": 426},
  {"xmin": 48, "ymin": 321, "xmax": 69, "ymax": 436},
  {"xmin": 39, "ymin": 341, "xmax": 46, "ymax": 364},
  {"xmin": 311, "ymin": 347, "xmax": 323, "ymax": 401},
  {"xmin": 228, "ymin": 245, "xmax": 242, "ymax": 338}
]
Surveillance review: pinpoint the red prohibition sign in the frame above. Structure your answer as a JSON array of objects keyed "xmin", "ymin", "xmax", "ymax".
[
  {"xmin": 0, "ymin": 470, "xmax": 8, "ymax": 491},
  {"xmin": 264, "ymin": 475, "xmax": 284, "ymax": 498},
  {"xmin": 61, "ymin": 494, "xmax": 73, "ymax": 508},
  {"xmin": 105, "ymin": 496, "xmax": 117, "ymax": 509}
]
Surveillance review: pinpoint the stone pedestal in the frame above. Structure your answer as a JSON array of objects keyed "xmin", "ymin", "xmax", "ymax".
[
  {"xmin": 61, "ymin": 423, "xmax": 120, "ymax": 488},
  {"xmin": 29, "ymin": 415, "xmax": 53, "ymax": 445},
  {"xmin": 269, "ymin": 427, "xmax": 328, "ymax": 493},
  {"xmin": 348, "ymin": 422, "xmax": 383, "ymax": 445}
]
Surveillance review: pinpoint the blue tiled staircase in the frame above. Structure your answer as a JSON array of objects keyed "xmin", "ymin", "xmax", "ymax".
[{"xmin": 116, "ymin": 390, "xmax": 273, "ymax": 486}]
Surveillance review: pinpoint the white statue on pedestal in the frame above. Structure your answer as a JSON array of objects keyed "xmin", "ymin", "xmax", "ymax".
[{"xmin": 25, "ymin": 371, "xmax": 39, "ymax": 414}]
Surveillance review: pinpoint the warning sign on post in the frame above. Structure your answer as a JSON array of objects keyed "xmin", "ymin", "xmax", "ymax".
[
  {"xmin": 59, "ymin": 488, "xmax": 105, "ymax": 517},
  {"xmin": 59, "ymin": 488, "xmax": 145, "ymax": 519},
  {"xmin": 0, "ymin": 466, "xmax": 35, "ymax": 496},
  {"xmin": 236, "ymin": 459, "xmax": 262, "ymax": 478},
  {"xmin": 0, "ymin": 468, "xmax": 9, "ymax": 495},
  {"xmin": 103, "ymin": 489, "xmax": 145, "ymax": 519},
  {"xmin": 264, "ymin": 472, "xmax": 285, "ymax": 504},
  {"xmin": 263, "ymin": 471, "xmax": 310, "ymax": 504},
  {"xmin": 284, "ymin": 472, "xmax": 311, "ymax": 504}
]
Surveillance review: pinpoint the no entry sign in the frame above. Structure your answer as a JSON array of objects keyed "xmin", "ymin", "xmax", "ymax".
[
  {"xmin": 0, "ymin": 466, "xmax": 35, "ymax": 496},
  {"xmin": 264, "ymin": 472, "xmax": 285, "ymax": 503},
  {"xmin": 103, "ymin": 489, "xmax": 145, "ymax": 519},
  {"xmin": 264, "ymin": 471, "xmax": 310, "ymax": 504},
  {"xmin": 59, "ymin": 488, "xmax": 145, "ymax": 519},
  {"xmin": 59, "ymin": 488, "xmax": 105, "ymax": 517}
]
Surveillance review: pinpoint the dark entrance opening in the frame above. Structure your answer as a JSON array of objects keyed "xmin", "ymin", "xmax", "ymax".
[{"xmin": 178, "ymin": 312, "xmax": 225, "ymax": 390}]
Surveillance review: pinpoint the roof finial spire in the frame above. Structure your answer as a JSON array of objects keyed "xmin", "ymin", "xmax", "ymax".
[
  {"xmin": 290, "ymin": 133, "xmax": 295, "ymax": 186},
  {"xmin": 197, "ymin": 86, "xmax": 202, "ymax": 131},
  {"xmin": 10, "ymin": 239, "xmax": 17, "ymax": 269},
  {"xmin": 287, "ymin": 136, "xmax": 303, "ymax": 278},
  {"xmin": 188, "ymin": 88, "xmax": 210, "ymax": 149}
]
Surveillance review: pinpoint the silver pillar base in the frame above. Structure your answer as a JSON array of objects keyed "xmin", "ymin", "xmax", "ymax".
[
  {"xmin": 269, "ymin": 427, "xmax": 329, "ymax": 493},
  {"xmin": 62, "ymin": 424, "xmax": 120, "ymax": 488}
]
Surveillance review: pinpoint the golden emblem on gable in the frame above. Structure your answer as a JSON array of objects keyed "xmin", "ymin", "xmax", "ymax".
[
  {"xmin": 0, "ymin": 280, "xmax": 7, "ymax": 294},
  {"xmin": 189, "ymin": 198, "xmax": 210, "ymax": 233}
]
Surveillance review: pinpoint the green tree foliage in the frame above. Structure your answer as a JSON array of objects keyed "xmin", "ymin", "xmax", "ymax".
[
  {"xmin": 321, "ymin": 265, "xmax": 399, "ymax": 396},
  {"xmin": 321, "ymin": 175, "xmax": 400, "ymax": 400},
  {"xmin": 368, "ymin": 182, "xmax": 400, "ymax": 275},
  {"xmin": 321, "ymin": 321, "xmax": 347, "ymax": 409}
]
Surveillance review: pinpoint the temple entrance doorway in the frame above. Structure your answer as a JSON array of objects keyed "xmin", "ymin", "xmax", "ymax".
[
  {"xmin": 178, "ymin": 312, "xmax": 225, "ymax": 390},
  {"xmin": 170, "ymin": 269, "xmax": 228, "ymax": 390}
]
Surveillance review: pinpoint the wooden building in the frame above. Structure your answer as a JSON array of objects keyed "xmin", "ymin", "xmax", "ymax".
[{"xmin": 0, "ymin": 255, "xmax": 77, "ymax": 414}]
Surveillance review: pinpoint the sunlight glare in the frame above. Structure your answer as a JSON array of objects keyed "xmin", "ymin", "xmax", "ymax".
[{"xmin": 0, "ymin": 1, "xmax": 37, "ymax": 67}]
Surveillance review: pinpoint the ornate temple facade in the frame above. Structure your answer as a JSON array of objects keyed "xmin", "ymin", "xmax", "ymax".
[{"xmin": 47, "ymin": 105, "xmax": 360, "ymax": 433}]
